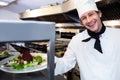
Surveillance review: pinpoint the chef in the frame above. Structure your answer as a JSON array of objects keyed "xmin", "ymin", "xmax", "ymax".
[{"xmin": 55, "ymin": 0, "xmax": 120, "ymax": 80}]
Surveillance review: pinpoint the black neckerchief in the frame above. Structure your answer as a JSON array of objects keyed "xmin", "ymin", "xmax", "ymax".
[{"xmin": 82, "ymin": 24, "xmax": 106, "ymax": 53}]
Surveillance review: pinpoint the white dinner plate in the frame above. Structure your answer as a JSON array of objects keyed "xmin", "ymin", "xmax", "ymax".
[{"xmin": 0, "ymin": 53, "xmax": 48, "ymax": 73}]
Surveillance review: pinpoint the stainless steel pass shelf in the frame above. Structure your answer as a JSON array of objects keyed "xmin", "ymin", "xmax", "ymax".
[{"xmin": 0, "ymin": 20, "xmax": 55, "ymax": 80}]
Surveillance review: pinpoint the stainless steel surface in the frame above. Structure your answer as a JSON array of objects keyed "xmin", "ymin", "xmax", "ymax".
[
  {"xmin": 103, "ymin": 20, "xmax": 120, "ymax": 28},
  {"xmin": 20, "ymin": 0, "xmax": 120, "ymax": 23},
  {"xmin": 20, "ymin": 0, "xmax": 75, "ymax": 18},
  {"xmin": 0, "ymin": 69, "xmax": 66, "ymax": 80}
]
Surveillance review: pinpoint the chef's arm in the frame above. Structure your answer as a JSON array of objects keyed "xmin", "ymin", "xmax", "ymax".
[{"xmin": 54, "ymin": 42, "xmax": 76, "ymax": 76}]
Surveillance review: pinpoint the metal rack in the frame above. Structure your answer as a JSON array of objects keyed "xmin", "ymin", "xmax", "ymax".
[{"xmin": 0, "ymin": 20, "xmax": 55, "ymax": 80}]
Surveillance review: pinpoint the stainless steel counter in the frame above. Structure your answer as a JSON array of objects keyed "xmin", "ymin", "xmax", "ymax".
[{"xmin": 0, "ymin": 69, "xmax": 66, "ymax": 80}]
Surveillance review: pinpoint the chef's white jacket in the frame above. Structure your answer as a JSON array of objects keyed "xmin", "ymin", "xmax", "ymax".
[{"xmin": 55, "ymin": 27, "xmax": 120, "ymax": 80}]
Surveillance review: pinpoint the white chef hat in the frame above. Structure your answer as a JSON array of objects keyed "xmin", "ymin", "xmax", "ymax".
[{"xmin": 74, "ymin": 0, "xmax": 98, "ymax": 18}]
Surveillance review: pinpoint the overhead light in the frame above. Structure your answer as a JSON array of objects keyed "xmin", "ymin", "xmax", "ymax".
[
  {"xmin": 0, "ymin": 0, "xmax": 18, "ymax": 7},
  {"xmin": 95, "ymin": 0, "xmax": 102, "ymax": 2},
  {"xmin": 0, "ymin": 1, "xmax": 8, "ymax": 6}
]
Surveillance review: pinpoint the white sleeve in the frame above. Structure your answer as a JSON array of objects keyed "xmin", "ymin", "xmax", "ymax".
[{"xmin": 55, "ymin": 40, "xmax": 77, "ymax": 75}]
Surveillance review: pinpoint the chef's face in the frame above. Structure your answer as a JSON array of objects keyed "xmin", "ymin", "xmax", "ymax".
[{"xmin": 80, "ymin": 10, "xmax": 102, "ymax": 33}]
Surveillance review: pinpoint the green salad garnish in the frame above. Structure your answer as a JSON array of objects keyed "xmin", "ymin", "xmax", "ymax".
[{"xmin": 8, "ymin": 55, "xmax": 45, "ymax": 70}]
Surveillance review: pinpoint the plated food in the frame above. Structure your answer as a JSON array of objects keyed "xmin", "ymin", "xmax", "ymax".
[
  {"xmin": 0, "ymin": 50, "xmax": 13, "ymax": 60},
  {"xmin": 0, "ymin": 53, "xmax": 47, "ymax": 73},
  {"xmin": 3, "ymin": 53, "xmax": 45, "ymax": 70}
]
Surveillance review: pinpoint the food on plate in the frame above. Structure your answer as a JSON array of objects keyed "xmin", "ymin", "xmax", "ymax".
[
  {"xmin": 21, "ymin": 49, "xmax": 33, "ymax": 62},
  {"xmin": 3, "ymin": 53, "xmax": 46, "ymax": 70},
  {"xmin": 0, "ymin": 50, "xmax": 13, "ymax": 60},
  {"xmin": 0, "ymin": 50, "xmax": 13, "ymax": 57}
]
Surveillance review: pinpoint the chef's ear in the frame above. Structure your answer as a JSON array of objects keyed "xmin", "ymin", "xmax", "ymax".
[{"xmin": 98, "ymin": 10, "xmax": 102, "ymax": 18}]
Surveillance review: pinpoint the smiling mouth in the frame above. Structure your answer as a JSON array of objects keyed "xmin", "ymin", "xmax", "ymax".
[
  {"xmin": 88, "ymin": 24, "xmax": 95, "ymax": 28},
  {"xmin": 88, "ymin": 21, "xmax": 96, "ymax": 28}
]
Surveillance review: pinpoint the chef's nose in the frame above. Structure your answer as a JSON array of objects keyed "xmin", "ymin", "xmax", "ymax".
[{"xmin": 86, "ymin": 17, "xmax": 91, "ymax": 23}]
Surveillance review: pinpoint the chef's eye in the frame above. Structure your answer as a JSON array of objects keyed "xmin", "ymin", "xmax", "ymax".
[
  {"xmin": 81, "ymin": 17, "xmax": 86, "ymax": 21},
  {"xmin": 88, "ymin": 13, "xmax": 93, "ymax": 17}
]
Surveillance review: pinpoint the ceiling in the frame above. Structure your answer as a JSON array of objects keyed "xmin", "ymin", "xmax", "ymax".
[{"xmin": 0, "ymin": 0, "xmax": 64, "ymax": 13}]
